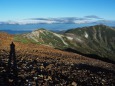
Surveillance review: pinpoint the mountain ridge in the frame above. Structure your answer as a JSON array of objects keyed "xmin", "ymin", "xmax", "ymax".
[
  {"xmin": 1, "ymin": 24, "xmax": 115, "ymax": 62},
  {"xmin": 64, "ymin": 25, "xmax": 115, "ymax": 61},
  {"xmin": 14, "ymin": 28, "xmax": 69, "ymax": 49}
]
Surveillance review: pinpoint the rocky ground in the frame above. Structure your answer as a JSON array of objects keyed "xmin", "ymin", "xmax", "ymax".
[{"xmin": 0, "ymin": 43, "xmax": 115, "ymax": 86}]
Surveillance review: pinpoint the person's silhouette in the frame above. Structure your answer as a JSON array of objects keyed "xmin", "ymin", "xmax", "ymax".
[{"xmin": 8, "ymin": 42, "xmax": 18, "ymax": 85}]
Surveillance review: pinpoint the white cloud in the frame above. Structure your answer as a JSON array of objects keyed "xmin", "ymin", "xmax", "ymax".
[{"xmin": 1, "ymin": 16, "xmax": 114, "ymax": 25}]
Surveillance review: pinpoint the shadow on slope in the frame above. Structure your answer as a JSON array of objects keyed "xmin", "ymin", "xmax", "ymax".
[
  {"xmin": 64, "ymin": 48, "xmax": 115, "ymax": 64},
  {"xmin": 74, "ymin": 63, "xmax": 115, "ymax": 73}
]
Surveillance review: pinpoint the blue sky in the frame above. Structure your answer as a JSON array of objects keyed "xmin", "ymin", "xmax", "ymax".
[{"xmin": 0, "ymin": 0, "xmax": 115, "ymax": 21}]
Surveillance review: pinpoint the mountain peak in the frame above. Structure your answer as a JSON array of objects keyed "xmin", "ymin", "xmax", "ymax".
[
  {"xmin": 16, "ymin": 28, "xmax": 68, "ymax": 48},
  {"xmin": 35, "ymin": 28, "xmax": 47, "ymax": 31},
  {"xmin": 92, "ymin": 24, "xmax": 115, "ymax": 31},
  {"xmin": 93, "ymin": 24, "xmax": 109, "ymax": 28},
  {"xmin": 32, "ymin": 28, "xmax": 49, "ymax": 35},
  {"xmin": 65, "ymin": 25, "xmax": 115, "ymax": 61}
]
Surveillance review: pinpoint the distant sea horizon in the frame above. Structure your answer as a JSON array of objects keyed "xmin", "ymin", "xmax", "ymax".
[{"xmin": 0, "ymin": 23, "xmax": 115, "ymax": 34}]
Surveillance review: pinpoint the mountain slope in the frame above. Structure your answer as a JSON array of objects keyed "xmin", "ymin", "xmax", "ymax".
[
  {"xmin": 65, "ymin": 25, "xmax": 115, "ymax": 61},
  {"xmin": 0, "ymin": 32, "xmax": 13, "ymax": 48},
  {"xmin": 13, "ymin": 25, "xmax": 115, "ymax": 62},
  {"xmin": 14, "ymin": 28, "xmax": 68, "ymax": 49}
]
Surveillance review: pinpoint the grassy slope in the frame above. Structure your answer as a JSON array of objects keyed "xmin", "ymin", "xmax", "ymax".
[
  {"xmin": 65, "ymin": 25, "xmax": 115, "ymax": 61},
  {"xmin": 14, "ymin": 29, "xmax": 68, "ymax": 49}
]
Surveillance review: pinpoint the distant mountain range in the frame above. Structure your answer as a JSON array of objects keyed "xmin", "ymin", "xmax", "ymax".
[
  {"xmin": 12, "ymin": 25, "xmax": 115, "ymax": 62},
  {"xmin": 0, "ymin": 30, "xmax": 31, "ymax": 34}
]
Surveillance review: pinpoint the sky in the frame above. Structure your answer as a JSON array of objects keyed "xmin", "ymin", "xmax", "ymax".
[{"xmin": 0, "ymin": 0, "xmax": 115, "ymax": 21}]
